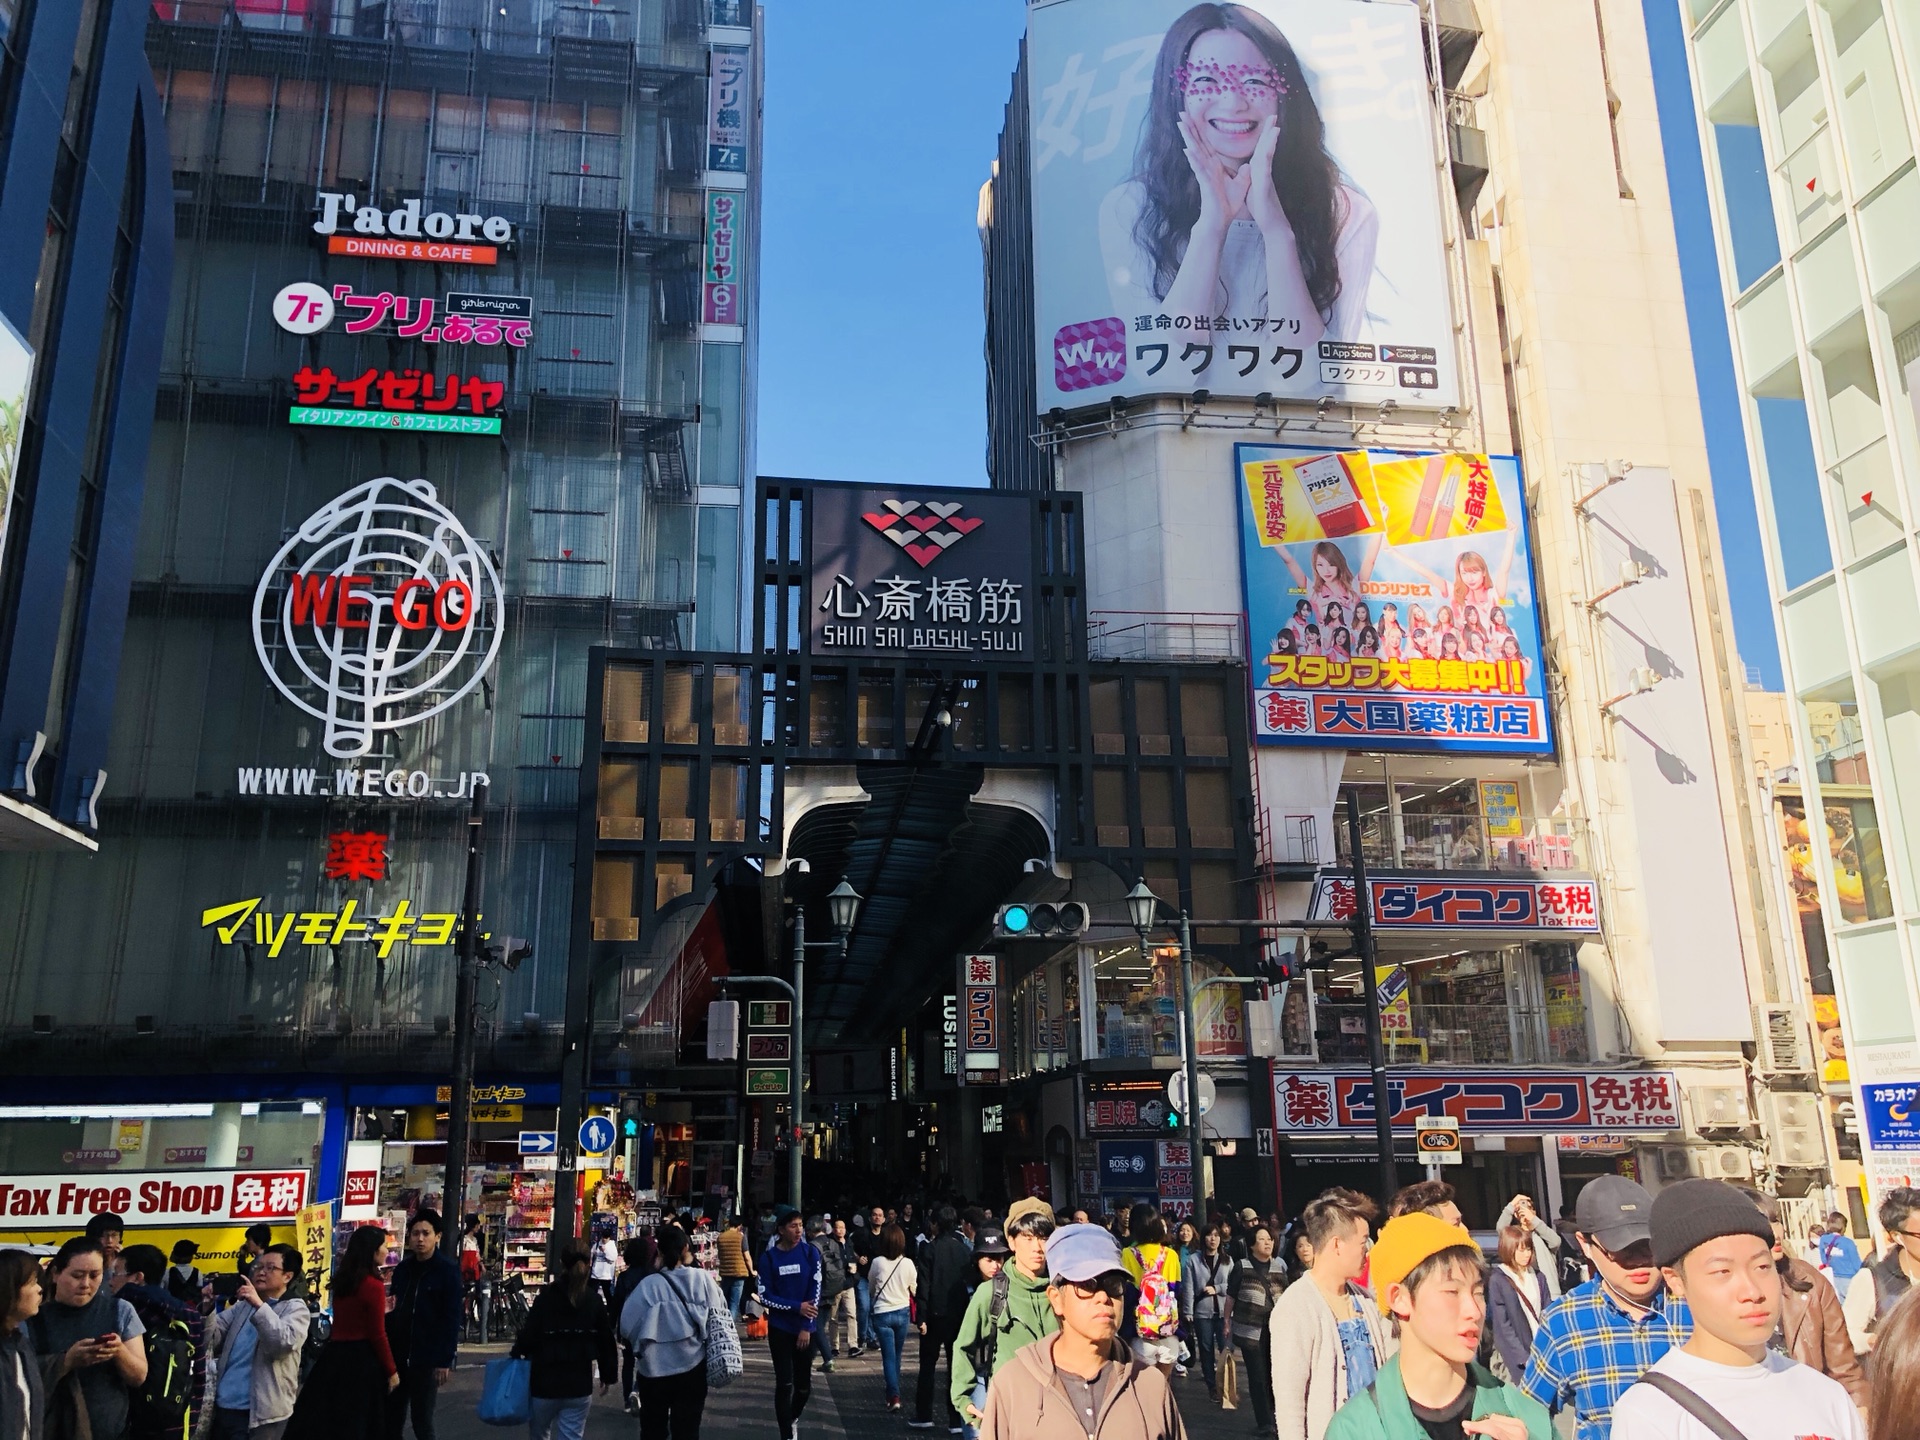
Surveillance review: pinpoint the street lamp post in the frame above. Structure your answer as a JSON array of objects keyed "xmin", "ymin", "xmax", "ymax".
[
  {"xmin": 735, "ymin": 880, "xmax": 862, "ymax": 1213},
  {"xmin": 1128, "ymin": 881, "xmax": 1205, "ymax": 1217}
]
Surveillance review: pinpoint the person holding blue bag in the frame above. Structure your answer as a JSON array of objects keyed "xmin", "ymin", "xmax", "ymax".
[{"xmin": 508, "ymin": 1250, "xmax": 616, "ymax": 1440}]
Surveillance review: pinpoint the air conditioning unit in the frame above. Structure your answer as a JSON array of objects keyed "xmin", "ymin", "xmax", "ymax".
[
  {"xmin": 1704, "ymin": 1145, "xmax": 1754, "ymax": 1180},
  {"xmin": 1658, "ymin": 1145, "xmax": 1754, "ymax": 1182},
  {"xmin": 1753, "ymin": 1005, "xmax": 1813, "ymax": 1076},
  {"xmin": 1687, "ymin": 1084, "xmax": 1751, "ymax": 1133},
  {"xmin": 1763, "ymin": 1090, "xmax": 1828, "ymax": 1169}
]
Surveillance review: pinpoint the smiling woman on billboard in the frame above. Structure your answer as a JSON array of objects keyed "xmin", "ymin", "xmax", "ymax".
[{"xmin": 1101, "ymin": 3, "xmax": 1378, "ymax": 347}]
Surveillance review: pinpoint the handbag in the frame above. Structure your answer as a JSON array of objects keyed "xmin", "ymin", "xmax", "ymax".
[
  {"xmin": 670, "ymin": 1273, "xmax": 743, "ymax": 1389},
  {"xmin": 477, "ymin": 1356, "xmax": 532, "ymax": 1426},
  {"xmin": 1218, "ymin": 1343, "xmax": 1238, "ymax": 1410}
]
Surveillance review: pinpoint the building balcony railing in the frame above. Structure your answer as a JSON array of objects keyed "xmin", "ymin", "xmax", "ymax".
[
  {"xmin": 150, "ymin": 0, "xmax": 709, "ymax": 74},
  {"xmin": 1313, "ymin": 1002, "xmax": 1589, "ymax": 1066},
  {"xmin": 1334, "ymin": 812, "xmax": 1590, "ymax": 874},
  {"xmin": 1088, "ymin": 612, "xmax": 1245, "ymax": 663}
]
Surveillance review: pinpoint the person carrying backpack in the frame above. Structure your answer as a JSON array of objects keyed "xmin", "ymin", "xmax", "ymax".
[
  {"xmin": 952, "ymin": 1199, "xmax": 1060, "ymax": 1434},
  {"xmin": 110, "ymin": 1243, "xmax": 204, "ymax": 1439},
  {"xmin": 948, "ymin": 1230, "xmax": 1011, "ymax": 1440},
  {"xmin": 202, "ymin": 1244, "xmax": 311, "ymax": 1440},
  {"xmin": 166, "ymin": 1242, "xmax": 204, "ymax": 1309},
  {"xmin": 1120, "ymin": 1205, "xmax": 1183, "ymax": 1376}
]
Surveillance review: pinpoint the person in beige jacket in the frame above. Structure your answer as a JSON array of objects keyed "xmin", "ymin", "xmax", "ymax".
[
  {"xmin": 979, "ymin": 1223, "xmax": 1186, "ymax": 1440},
  {"xmin": 1271, "ymin": 1188, "xmax": 1397, "ymax": 1440},
  {"xmin": 200, "ymin": 1244, "xmax": 312, "ymax": 1440}
]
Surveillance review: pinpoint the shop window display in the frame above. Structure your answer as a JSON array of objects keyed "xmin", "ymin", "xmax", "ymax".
[{"xmin": 1090, "ymin": 944, "xmax": 1243, "ymax": 1061}]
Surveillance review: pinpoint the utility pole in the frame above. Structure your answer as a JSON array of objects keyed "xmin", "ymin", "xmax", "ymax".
[
  {"xmin": 1344, "ymin": 788, "xmax": 1399, "ymax": 1205},
  {"xmin": 443, "ymin": 779, "xmax": 488, "ymax": 1223},
  {"xmin": 1177, "ymin": 912, "xmax": 1203, "ymax": 1213},
  {"xmin": 789, "ymin": 904, "xmax": 806, "ymax": 1214}
]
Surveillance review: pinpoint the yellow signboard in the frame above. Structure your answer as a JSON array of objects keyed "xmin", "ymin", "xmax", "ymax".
[
  {"xmin": 471, "ymin": 1105, "xmax": 523, "ymax": 1123},
  {"xmin": 1479, "ymin": 781, "xmax": 1522, "ymax": 839},
  {"xmin": 296, "ymin": 1202, "xmax": 332, "ymax": 1298},
  {"xmin": 1241, "ymin": 450, "xmax": 1508, "ymax": 550}
]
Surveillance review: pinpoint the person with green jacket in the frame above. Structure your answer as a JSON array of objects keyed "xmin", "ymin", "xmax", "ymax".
[
  {"xmin": 1327, "ymin": 1213, "xmax": 1551, "ymax": 1440},
  {"xmin": 953, "ymin": 1199, "xmax": 1060, "ymax": 1434}
]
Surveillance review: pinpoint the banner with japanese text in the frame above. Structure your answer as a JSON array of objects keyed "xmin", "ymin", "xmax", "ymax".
[
  {"xmin": 1238, "ymin": 445, "xmax": 1551, "ymax": 755},
  {"xmin": 1028, "ymin": 0, "xmax": 1458, "ymax": 412},
  {"xmin": 1270, "ymin": 1071, "xmax": 1680, "ymax": 1133},
  {"xmin": 1307, "ymin": 874, "xmax": 1600, "ymax": 933},
  {"xmin": 0, "ymin": 1169, "xmax": 308, "ymax": 1228}
]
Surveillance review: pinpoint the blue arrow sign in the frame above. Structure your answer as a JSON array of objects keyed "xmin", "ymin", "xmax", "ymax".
[
  {"xmin": 518, "ymin": 1131, "xmax": 556, "ymax": 1155},
  {"xmin": 578, "ymin": 1115, "xmax": 616, "ymax": 1155}
]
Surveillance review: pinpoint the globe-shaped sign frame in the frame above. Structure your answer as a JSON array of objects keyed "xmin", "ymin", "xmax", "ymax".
[{"xmin": 252, "ymin": 477, "xmax": 503, "ymax": 759}]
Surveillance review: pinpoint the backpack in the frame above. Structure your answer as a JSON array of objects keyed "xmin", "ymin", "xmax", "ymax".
[
  {"xmin": 1129, "ymin": 1246, "xmax": 1178, "ymax": 1339},
  {"xmin": 130, "ymin": 1319, "xmax": 194, "ymax": 1434},
  {"xmin": 966, "ymin": 1270, "xmax": 1012, "ymax": 1377}
]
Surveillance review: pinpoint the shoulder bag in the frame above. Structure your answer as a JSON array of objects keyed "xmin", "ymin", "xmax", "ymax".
[
  {"xmin": 669, "ymin": 1272, "xmax": 742, "ymax": 1389},
  {"xmin": 1631, "ymin": 1373, "xmax": 1751, "ymax": 1440}
]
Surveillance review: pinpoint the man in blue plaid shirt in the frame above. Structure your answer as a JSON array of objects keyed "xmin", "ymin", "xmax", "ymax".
[{"xmin": 1520, "ymin": 1175, "xmax": 1692, "ymax": 1440}]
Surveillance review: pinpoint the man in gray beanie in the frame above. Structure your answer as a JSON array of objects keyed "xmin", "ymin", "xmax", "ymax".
[{"xmin": 1609, "ymin": 1180, "xmax": 1864, "ymax": 1440}]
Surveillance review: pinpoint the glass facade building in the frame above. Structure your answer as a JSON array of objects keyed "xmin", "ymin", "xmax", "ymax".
[
  {"xmin": 0, "ymin": 0, "xmax": 760, "ymax": 1111},
  {"xmin": 1673, "ymin": 0, "xmax": 1920, "ymax": 1204}
]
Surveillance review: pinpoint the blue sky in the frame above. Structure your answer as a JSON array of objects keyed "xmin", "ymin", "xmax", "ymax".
[
  {"xmin": 755, "ymin": 0, "xmax": 1026, "ymax": 489},
  {"xmin": 754, "ymin": 0, "xmax": 1784, "ymax": 687}
]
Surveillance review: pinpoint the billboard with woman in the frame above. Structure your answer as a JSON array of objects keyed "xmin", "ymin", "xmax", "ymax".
[
  {"xmin": 1028, "ymin": 0, "xmax": 1458, "ymax": 411},
  {"xmin": 1237, "ymin": 445, "xmax": 1552, "ymax": 756}
]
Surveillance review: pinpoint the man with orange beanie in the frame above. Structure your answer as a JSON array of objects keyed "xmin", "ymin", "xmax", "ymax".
[{"xmin": 1326, "ymin": 1213, "xmax": 1551, "ymax": 1440}]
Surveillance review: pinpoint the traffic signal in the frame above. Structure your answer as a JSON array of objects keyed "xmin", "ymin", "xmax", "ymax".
[
  {"xmin": 620, "ymin": 1094, "xmax": 645, "ymax": 1140},
  {"xmin": 993, "ymin": 901, "xmax": 1089, "ymax": 940}
]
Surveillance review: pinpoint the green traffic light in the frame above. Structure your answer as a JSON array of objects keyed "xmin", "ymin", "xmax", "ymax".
[
  {"xmin": 623, "ymin": 1117, "xmax": 639, "ymax": 1138},
  {"xmin": 1003, "ymin": 905, "xmax": 1031, "ymax": 933}
]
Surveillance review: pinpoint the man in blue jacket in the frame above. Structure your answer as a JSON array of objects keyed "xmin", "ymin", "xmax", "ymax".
[
  {"xmin": 385, "ymin": 1208, "xmax": 464, "ymax": 1440},
  {"xmin": 757, "ymin": 1206, "xmax": 822, "ymax": 1440}
]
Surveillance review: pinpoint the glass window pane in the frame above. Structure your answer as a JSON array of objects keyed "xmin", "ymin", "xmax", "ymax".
[
  {"xmin": 1713, "ymin": 122, "xmax": 1781, "ymax": 292},
  {"xmin": 603, "ymin": 665, "xmax": 650, "ymax": 743},
  {"xmin": 1838, "ymin": 925, "xmax": 1914, "ymax": 1046},
  {"xmin": 1758, "ymin": 397, "xmax": 1834, "ymax": 589},
  {"xmin": 809, "ymin": 673, "xmax": 845, "ymax": 748},
  {"xmin": 1802, "ymin": 692, "xmax": 1896, "ymax": 920},
  {"xmin": 1140, "ymin": 771, "xmax": 1174, "ymax": 848},
  {"xmin": 1093, "ymin": 769, "xmax": 1129, "ymax": 848},
  {"xmin": 857, "ymin": 673, "xmax": 892, "ymax": 748},
  {"xmin": 696, "ymin": 506, "xmax": 741, "ymax": 650}
]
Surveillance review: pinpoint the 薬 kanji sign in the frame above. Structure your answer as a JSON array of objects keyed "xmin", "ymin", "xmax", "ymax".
[
  {"xmin": 324, "ymin": 831, "xmax": 390, "ymax": 882},
  {"xmin": 808, "ymin": 484, "xmax": 1037, "ymax": 661},
  {"xmin": 959, "ymin": 954, "xmax": 1002, "ymax": 1084},
  {"xmin": 1307, "ymin": 875, "xmax": 1600, "ymax": 933},
  {"xmin": 1270, "ymin": 1070, "xmax": 1681, "ymax": 1134}
]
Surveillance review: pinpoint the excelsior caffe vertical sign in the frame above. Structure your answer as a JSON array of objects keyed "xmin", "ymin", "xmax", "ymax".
[{"xmin": 808, "ymin": 484, "xmax": 1037, "ymax": 660}]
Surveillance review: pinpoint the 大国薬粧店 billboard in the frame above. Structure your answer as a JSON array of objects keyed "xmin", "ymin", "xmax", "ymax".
[
  {"xmin": 1028, "ymin": 0, "xmax": 1458, "ymax": 412},
  {"xmin": 1237, "ymin": 445, "xmax": 1551, "ymax": 755}
]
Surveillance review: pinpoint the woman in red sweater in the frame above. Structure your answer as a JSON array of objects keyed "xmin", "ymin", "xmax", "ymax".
[{"xmin": 285, "ymin": 1225, "xmax": 398, "ymax": 1439}]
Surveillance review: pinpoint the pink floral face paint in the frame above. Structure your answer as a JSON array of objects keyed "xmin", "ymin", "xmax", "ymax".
[{"xmin": 1175, "ymin": 58, "xmax": 1286, "ymax": 104}]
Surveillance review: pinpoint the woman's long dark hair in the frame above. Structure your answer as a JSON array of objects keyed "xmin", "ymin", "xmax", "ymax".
[
  {"xmin": 333, "ymin": 1225, "xmax": 388, "ymax": 1297},
  {"xmin": 1130, "ymin": 3, "xmax": 1345, "ymax": 319}
]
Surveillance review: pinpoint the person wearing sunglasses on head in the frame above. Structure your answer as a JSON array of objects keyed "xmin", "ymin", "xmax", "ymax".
[
  {"xmin": 1518, "ymin": 1177, "xmax": 1691, "ymax": 1440},
  {"xmin": 977, "ymin": 1224, "xmax": 1185, "ymax": 1440}
]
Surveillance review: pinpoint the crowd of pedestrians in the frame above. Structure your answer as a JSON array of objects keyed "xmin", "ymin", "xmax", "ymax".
[{"xmin": 8, "ymin": 1174, "xmax": 1920, "ymax": 1440}]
